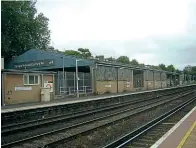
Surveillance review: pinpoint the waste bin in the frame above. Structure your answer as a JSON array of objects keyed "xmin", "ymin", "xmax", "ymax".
[{"xmin": 41, "ymin": 87, "xmax": 50, "ymax": 102}]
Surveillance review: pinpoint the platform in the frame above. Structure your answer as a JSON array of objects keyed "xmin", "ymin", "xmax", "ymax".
[
  {"xmin": 1, "ymin": 84, "xmax": 195, "ymax": 114},
  {"xmin": 151, "ymin": 106, "xmax": 196, "ymax": 148}
]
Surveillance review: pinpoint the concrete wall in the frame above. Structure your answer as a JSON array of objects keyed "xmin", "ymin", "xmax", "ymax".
[
  {"xmin": 95, "ymin": 65, "xmax": 181, "ymax": 94},
  {"xmin": 147, "ymin": 81, "xmax": 154, "ymax": 90},
  {"xmin": 154, "ymin": 81, "xmax": 161, "ymax": 89},
  {"xmin": 162, "ymin": 81, "xmax": 167, "ymax": 88},
  {"xmin": 3, "ymin": 73, "xmax": 54, "ymax": 105},
  {"xmin": 96, "ymin": 81, "xmax": 117, "ymax": 94},
  {"xmin": 95, "ymin": 65, "xmax": 133, "ymax": 94},
  {"xmin": 118, "ymin": 81, "xmax": 133, "ymax": 92},
  {"xmin": 96, "ymin": 80, "xmax": 133, "ymax": 94}
]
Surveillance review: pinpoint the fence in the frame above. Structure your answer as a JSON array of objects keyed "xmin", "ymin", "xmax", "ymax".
[{"xmin": 55, "ymin": 71, "xmax": 92, "ymax": 96}]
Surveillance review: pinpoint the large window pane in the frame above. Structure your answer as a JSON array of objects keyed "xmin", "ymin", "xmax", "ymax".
[
  {"xmin": 35, "ymin": 76, "xmax": 39, "ymax": 84},
  {"xmin": 29, "ymin": 75, "xmax": 34, "ymax": 84},
  {"xmin": 24, "ymin": 75, "xmax": 28, "ymax": 84}
]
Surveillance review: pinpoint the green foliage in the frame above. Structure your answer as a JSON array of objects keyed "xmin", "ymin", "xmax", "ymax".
[
  {"xmin": 183, "ymin": 66, "xmax": 196, "ymax": 75},
  {"xmin": 116, "ymin": 56, "xmax": 130, "ymax": 64},
  {"xmin": 64, "ymin": 50, "xmax": 83, "ymax": 58},
  {"xmin": 151, "ymin": 65, "xmax": 161, "ymax": 70},
  {"xmin": 191, "ymin": 66, "xmax": 196, "ymax": 75},
  {"xmin": 64, "ymin": 48, "xmax": 92, "ymax": 59},
  {"xmin": 78, "ymin": 48, "xmax": 92, "ymax": 58},
  {"xmin": 175, "ymin": 69, "xmax": 181, "ymax": 74},
  {"xmin": 1, "ymin": 1, "xmax": 50, "ymax": 62},
  {"xmin": 130, "ymin": 59, "xmax": 139, "ymax": 66},
  {"xmin": 139, "ymin": 63, "xmax": 145, "ymax": 67},
  {"xmin": 167, "ymin": 64, "xmax": 176, "ymax": 72},
  {"xmin": 158, "ymin": 64, "xmax": 167, "ymax": 71}
]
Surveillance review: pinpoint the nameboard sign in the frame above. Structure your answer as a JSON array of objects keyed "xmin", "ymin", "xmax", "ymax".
[
  {"xmin": 15, "ymin": 87, "xmax": 32, "ymax": 91},
  {"xmin": 14, "ymin": 59, "xmax": 55, "ymax": 69},
  {"xmin": 105, "ymin": 85, "xmax": 111, "ymax": 88}
]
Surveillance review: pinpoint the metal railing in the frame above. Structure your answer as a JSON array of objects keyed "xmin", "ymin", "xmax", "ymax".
[{"xmin": 60, "ymin": 86, "xmax": 93, "ymax": 96}]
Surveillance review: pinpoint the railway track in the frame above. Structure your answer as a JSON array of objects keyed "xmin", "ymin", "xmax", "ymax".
[
  {"xmin": 103, "ymin": 96, "xmax": 196, "ymax": 148},
  {"xmin": 2, "ymin": 85, "xmax": 193, "ymax": 126},
  {"xmin": 1, "ymin": 88, "xmax": 182, "ymax": 135},
  {"xmin": 2, "ymin": 86, "xmax": 191, "ymax": 131},
  {"xmin": 2, "ymin": 89, "xmax": 195, "ymax": 148},
  {"xmin": 1, "ymin": 90, "xmax": 157, "ymax": 125}
]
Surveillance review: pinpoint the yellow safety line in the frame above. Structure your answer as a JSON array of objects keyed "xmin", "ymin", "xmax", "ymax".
[{"xmin": 177, "ymin": 121, "xmax": 196, "ymax": 148}]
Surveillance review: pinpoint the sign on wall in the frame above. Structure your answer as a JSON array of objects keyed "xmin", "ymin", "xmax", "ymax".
[
  {"xmin": 15, "ymin": 87, "xmax": 32, "ymax": 91},
  {"xmin": 105, "ymin": 85, "xmax": 111, "ymax": 88},
  {"xmin": 44, "ymin": 83, "xmax": 53, "ymax": 92},
  {"xmin": 14, "ymin": 59, "xmax": 55, "ymax": 69}
]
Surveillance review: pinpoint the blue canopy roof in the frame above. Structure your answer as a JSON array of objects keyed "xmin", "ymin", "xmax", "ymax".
[{"xmin": 6, "ymin": 49, "xmax": 94, "ymax": 70}]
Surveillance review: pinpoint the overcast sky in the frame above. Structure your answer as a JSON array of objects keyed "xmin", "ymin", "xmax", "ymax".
[{"xmin": 36, "ymin": 0, "xmax": 196, "ymax": 70}]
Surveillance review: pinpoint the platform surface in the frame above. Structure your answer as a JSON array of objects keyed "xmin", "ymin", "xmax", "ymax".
[
  {"xmin": 181, "ymin": 123, "xmax": 196, "ymax": 148},
  {"xmin": 1, "ymin": 87, "xmax": 169, "ymax": 113},
  {"xmin": 151, "ymin": 106, "xmax": 196, "ymax": 148}
]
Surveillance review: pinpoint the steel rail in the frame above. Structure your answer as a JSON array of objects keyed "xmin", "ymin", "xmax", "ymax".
[
  {"xmin": 102, "ymin": 96, "xmax": 196, "ymax": 148},
  {"xmin": 2, "ymin": 89, "xmax": 182, "ymax": 134},
  {"xmin": 2, "ymin": 90, "xmax": 195, "ymax": 148}
]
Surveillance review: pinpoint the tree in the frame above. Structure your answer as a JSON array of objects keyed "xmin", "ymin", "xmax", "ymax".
[
  {"xmin": 139, "ymin": 63, "xmax": 145, "ymax": 67},
  {"xmin": 191, "ymin": 66, "xmax": 196, "ymax": 75},
  {"xmin": 130, "ymin": 59, "xmax": 139, "ymax": 66},
  {"xmin": 64, "ymin": 50, "xmax": 83, "ymax": 58},
  {"xmin": 1, "ymin": 1, "xmax": 50, "ymax": 62},
  {"xmin": 48, "ymin": 46, "xmax": 55, "ymax": 51},
  {"xmin": 64, "ymin": 48, "xmax": 93, "ymax": 59},
  {"xmin": 183, "ymin": 66, "xmax": 196, "ymax": 75},
  {"xmin": 167, "ymin": 64, "xmax": 176, "ymax": 72},
  {"xmin": 176, "ymin": 69, "xmax": 181, "ymax": 74},
  {"xmin": 116, "ymin": 56, "xmax": 130, "ymax": 64},
  {"xmin": 151, "ymin": 65, "xmax": 161, "ymax": 70},
  {"xmin": 78, "ymin": 48, "xmax": 92, "ymax": 58},
  {"xmin": 159, "ymin": 64, "xmax": 167, "ymax": 71}
]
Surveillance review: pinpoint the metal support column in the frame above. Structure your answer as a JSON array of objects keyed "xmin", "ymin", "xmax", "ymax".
[
  {"xmin": 76, "ymin": 60, "xmax": 79, "ymax": 98},
  {"xmin": 160, "ymin": 73, "xmax": 162, "ymax": 88},
  {"xmin": 91, "ymin": 67, "xmax": 95, "ymax": 94},
  {"xmin": 83, "ymin": 73, "xmax": 85, "ymax": 93},
  {"xmin": 170, "ymin": 75, "xmax": 172, "ymax": 87},
  {"xmin": 52, "ymin": 74, "xmax": 55, "ymax": 100},
  {"xmin": 63, "ymin": 57, "xmax": 65, "ymax": 88},
  {"xmin": 74, "ymin": 72, "xmax": 75, "ymax": 93},
  {"xmin": 153, "ymin": 71, "xmax": 155, "ymax": 89},
  {"xmin": 116, "ymin": 67, "xmax": 119, "ymax": 93},
  {"xmin": 146, "ymin": 70, "xmax": 148, "ymax": 90}
]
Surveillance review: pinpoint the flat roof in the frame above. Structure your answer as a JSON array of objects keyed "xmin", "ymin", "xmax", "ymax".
[
  {"xmin": 1, "ymin": 69, "xmax": 56, "ymax": 74},
  {"xmin": 96, "ymin": 61, "xmax": 180, "ymax": 75}
]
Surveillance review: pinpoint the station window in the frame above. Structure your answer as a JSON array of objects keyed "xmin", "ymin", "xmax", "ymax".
[{"xmin": 24, "ymin": 75, "xmax": 40, "ymax": 85}]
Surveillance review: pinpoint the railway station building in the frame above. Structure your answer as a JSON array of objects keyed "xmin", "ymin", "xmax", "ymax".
[
  {"xmin": 3, "ymin": 49, "xmax": 192, "ymax": 105},
  {"xmin": 1, "ymin": 69, "xmax": 56, "ymax": 105}
]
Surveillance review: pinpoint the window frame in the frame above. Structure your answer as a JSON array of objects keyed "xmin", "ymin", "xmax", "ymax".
[{"xmin": 23, "ymin": 74, "xmax": 40, "ymax": 85}]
